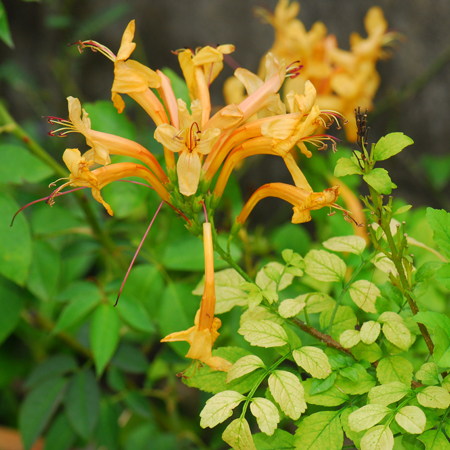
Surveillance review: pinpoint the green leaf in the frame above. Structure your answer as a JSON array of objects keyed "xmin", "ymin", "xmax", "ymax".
[
  {"xmin": 320, "ymin": 305, "xmax": 357, "ymax": 341},
  {"xmin": 96, "ymin": 401, "xmax": 120, "ymax": 450},
  {"xmin": 268, "ymin": 370, "xmax": 306, "ymax": 420},
  {"xmin": 363, "ymin": 168, "xmax": 395, "ymax": 195},
  {"xmin": 293, "ymin": 346, "xmax": 332, "ymax": 379},
  {"xmin": 426, "ymin": 208, "xmax": 450, "ymax": 260},
  {"xmin": 0, "ymin": 193, "xmax": 32, "ymax": 285},
  {"xmin": 238, "ymin": 320, "xmax": 288, "ymax": 348},
  {"xmin": 83, "ymin": 100, "xmax": 135, "ymax": 140},
  {"xmin": 227, "ymin": 355, "xmax": 266, "ymax": 383},
  {"xmin": 256, "ymin": 262, "xmax": 293, "ymax": 291},
  {"xmin": 360, "ymin": 425, "xmax": 394, "ymax": 450},
  {"xmin": 278, "ymin": 298, "xmax": 306, "ymax": 318},
  {"xmin": 250, "ymin": 398, "xmax": 280, "ymax": 436},
  {"xmin": 341, "ymin": 407, "xmax": 364, "ymax": 449},
  {"xmin": 418, "ymin": 429, "xmax": 450, "ymax": 450},
  {"xmin": 360, "ymin": 321, "xmax": 381, "ymax": 345},
  {"xmin": 395, "ymin": 406, "xmax": 425, "ymax": 434},
  {"xmin": 43, "ymin": 412, "xmax": 77, "ymax": 450},
  {"xmin": 102, "ymin": 179, "xmax": 148, "ymax": 218},
  {"xmin": 19, "ymin": 377, "xmax": 68, "ymax": 450},
  {"xmin": 339, "ymin": 330, "xmax": 361, "ymax": 348},
  {"xmin": 162, "ymin": 234, "xmax": 241, "ymax": 271},
  {"xmin": 417, "ymin": 386, "xmax": 450, "ymax": 409},
  {"xmin": 110, "ymin": 342, "xmax": 149, "ymax": 374},
  {"xmin": 373, "ymin": 133, "xmax": 414, "ymax": 161},
  {"xmin": 348, "ymin": 404, "xmax": 391, "ymax": 432},
  {"xmin": 184, "ymin": 347, "xmax": 263, "ymax": 394},
  {"xmin": 434, "ymin": 326, "xmax": 450, "ymax": 367},
  {"xmin": 377, "ymin": 356, "xmax": 413, "ymax": 385},
  {"xmin": 0, "ymin": 144, "xmax": 54, "ymax": 183},
  {"xmin": 303, "ymin": 378, "xmax": 349, "ymax": 406},
  {"xmin": 309, "ymin": 372, "xmax": 337, "ymax": 395},
  {"xmin": 393, "ymin": 205, "xmax": 413, "ymax": 217},
  {"xmin": 416, "ymin": 363, "xmax": 439, "ymax": 386},
  {"xmin": 368, "ymin": 382, "xmax": 410, "ymax": 406},
  {"xmin": 335, "ymin": 364, "xmax": 376, "ymax": 395},
  {"xmin": 25, "ymin": 355, "xmax": 77, "ymax": 390},
  {"xmin": 116, "ymin": 295, "xmax": 155, "ymax": 334},
  {"xmin": 298, "ymin": 292, "xmax": 335, "ymax": 314},
  {"xmin": 53, "ymin": 290, "xmax": 102, "ymax": 333},
  {"xmin": 200, "ymin": 390, "xmax": 245, "ymax": 428},
  {"xmin": 64, "ymin": 369, "xmax": 100, "ymax": 439},
  {"xmin": 294, "ymin": 411, "xmax": 343, "ymax": 450},
  {"xmin": 223, "ymin": 418, "xmax": 257, "ymax": 450},
  {"xmin": 90, "ymin": 303, "xmax": 120, "ymax": 376},
  {"xmin": 402, "ymin": 434, "xmax": 425, "ymax": 450},
  {"xmin": 193, "ymin": 269, "xmax": 247, "ymax": 314},
  {"xmin": 352, "ymin": 341, "xmax": 383, "ymax": 363},
  {"xmin": 0, "ymin": 277, "xmax": 25, "ymax": 344},
  {"xmin": 253, "ymin": 429, "xmax": 294, "ymax": 449},
  {"xmin": 0, "ymin": 1, "xmax": 14, "ymax": 48},
  {"xmin": 304, "ymin": 250, "xmax": 346, "ymax": 282},
  {"xmin": 334, "ymin": 157, "xmax": 363, "ymax": 177},
  {"xmin": 323, "ymin": 236, "xmax": 366, "ymax": 255},
  {"xmin": 436, "ymin": 263, "xmax": 450, "ymax": 290},
  {"xmin": 414, "ymin": 311, "xmax": 450, "ymax": 337},
  {"xmin": 382, "ymin": 321, "xmax": 411, "ymax": 351},
  {"xmin": 26, "ymin": 241, "xmax": 60, "ymax": 301},
  {"xmin": 348, "ymin": 280, "xmax": 380, "ymax": 314},
  {"xmin": 161, "ymin": 67, "xmax": 190, "ymax": 106}
]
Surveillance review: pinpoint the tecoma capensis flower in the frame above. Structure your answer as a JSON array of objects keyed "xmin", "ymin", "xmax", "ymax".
[
  {"xmin": 252, "ymin": 0, "xmax": 399, "ymax": 142},
  {"xmin": 161, "ymin": 223, "xmax": 232, "ymax": 373},
  {"xmin": 154, "ymin": 99, "xmax": 221, "ymax": 196}
]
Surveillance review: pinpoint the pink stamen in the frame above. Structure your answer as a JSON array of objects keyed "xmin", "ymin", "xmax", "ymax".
[
  {"xmin": 286, "ymin": 61, "xmax": 303, "ymax": 79},
  {"xmin": 115, "ymin": 201, "xmax": 164, "ymax": 306}
]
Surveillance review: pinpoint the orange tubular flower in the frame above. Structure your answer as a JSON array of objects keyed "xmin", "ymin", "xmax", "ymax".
[
  {"xmin": 161, "ymin": 223, "xmax": 232, "ymax": 372},
  {"xmin": 235, "ymin": 182, "xmax": 339, "ymax": 227}
]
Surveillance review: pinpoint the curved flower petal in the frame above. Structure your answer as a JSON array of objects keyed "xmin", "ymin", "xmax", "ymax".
[
  {"xmin": 154, "ymin": 124, "xmax": 186, "ymax": 153},
  {"xmin": 195, "ymin": 128, "xmax": 221, "ymax": 155},
  {"xmin": 116, "ymin": 20, "xmax": 137, "ymax": 62},
  {"xmin": 177, "ymin": 150, "xmax": 202, "ymax": 196}
]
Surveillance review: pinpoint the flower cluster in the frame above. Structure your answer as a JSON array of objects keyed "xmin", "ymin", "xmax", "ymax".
[
  {"xmin": 46, "ymin": 20, "xmax": 346, "ymax": 371},
  {"xmin": 225, "ymin": 0, "xmax": 399, "ymax": 142}
]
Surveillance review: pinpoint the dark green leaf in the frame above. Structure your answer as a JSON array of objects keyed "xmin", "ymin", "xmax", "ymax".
[
  {"xmin": 309, "ymin": 372, "xmax": 337, "ymax": 395},
  {"xmin": 90, "ymin": 303, "xmax": 121, "ymax": 376},
  {"xmin": 0, "ymin": 192, "xmax": 32, "ymax": 285},
  {"xmin": 110, "ymin": 342, "xmax": 149, "ymax": 374},
  {"xmin": 373, "ymin": 132, "xmax": 414, "ymax": 161},
  {"xmin": 124, "ymin": 391, "xmax": 152, "ymax": 419},
  {"xmin": 25, "ymin": 354, "xmax": 77, "ymax": 390},
  {"xmin": 19, "ymin": 377, "xmax": 68, "ymax": 450},
  {"xmin": 363, "ymin": 168, "xmax": 396, "ymax": 195},
  {"xmin": 30, "ymin": 205, "xmax": 85, "ymax": 237},
  {"xmin": 64, "ymin": 369, "xmax": 100, "ymax": 439},
  {"xmin": 415, "ymin": 261, "xmax": 444, "ymax": 283},
  {"xmin": 102, "ymin": 179, "xmax": 147, "ymax": 218},
  {"xmin": 272, "ymin": 223, "xmax": 311, "ymax": 257},
  {"xmin": 96, "ymin": 400, "xmax": 120, "ymax": 450},
  {"xmin": 0, "ymin": 277, "xmax": 25, "ymax": 344},
  {"xmin": 0, "ymin": 1, "xmax": 14, "ymax": 48},
  {"xmin": 436, "ymin": 263, "xmax": 450, "ymax": 289},
  {"xmin": 116, "ymin": 294, "xmax": 155, "ymax": 334},
  {"xmin": 26, "ymin": 241, "xmax": 60, "ymax": 301},
  {"xmin": 44, "ymin": 412, "xmax": 77, "ymax": 450}
]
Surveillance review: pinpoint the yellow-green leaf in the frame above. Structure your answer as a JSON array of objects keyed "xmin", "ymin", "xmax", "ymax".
[
  {"xmin": 417, "ymin": 386, "xmax": 450, "ymax": 409},
  {"xmin": 223, "ymin": 418, "xmax": 257, "ymax": 450},
  {"xmin": 227, "ymin": 356, "xmax": 266, "ymax": 384},
  {"xmin": 348, "ymin": 405, "xmax": 391, "ymax": 433},
  {"xmin": 250, "ymin": 398, "xmax": 280, "ymax": 436},
  {"xmin": 268, "ymin": 370, "xmax": 306, "ymax": 420},
  {"xmin": 382, "ymin": 322, "xmax": 411, "ymax": 351},
  {"xmin": 368, "ymin": 382, "xmax": 410, "ymax": 406},
  {"xmin": 293, "ymin": 347, "xmax": 332, "ymax": 379},
  {"xmin": 339, "ymin": 330, "xmax": 361, "ymax": 348},
  {"xmin": 278, "ymin": 298, "xmax": 306, "ymax": 318},
  {"xmin": 360, "ymin": 425, "xmax": 394, "ymax": 450},
  {"xmin": 304, "ymin": 250, "xmax": 346, "ymax": 282},
  {"xmin": 395, "ymin": 406, "xmax": 426, "ymax": 434},
  {"xmin": 323, "ymin": 236, "xmax": 367, "ymax": 255},
  {"xmin": 360, "ymin": 321, "xmax": 381, "ymax": 345},
  {"xmin": 238, "ymin": 320, "xmax": 288, "ymax": 348},
  {"xmin": 256, "ymin": 262, "xmax": 293, "ymax": 291},
  {"xmin": 348, "ymin": 280, "xmax": 379, "ymax": 314},
  {"xmin": 200, "ymin": 391, "xmax": 245, "ymax": 428},
  {"xmin": 377, "ymin": 356, "xmax": 413, "ymax": 385}
]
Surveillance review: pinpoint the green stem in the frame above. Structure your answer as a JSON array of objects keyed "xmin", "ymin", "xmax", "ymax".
[{"xmin": 0, "ymin": 100, "xmax": 119, "ymax": 259}]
